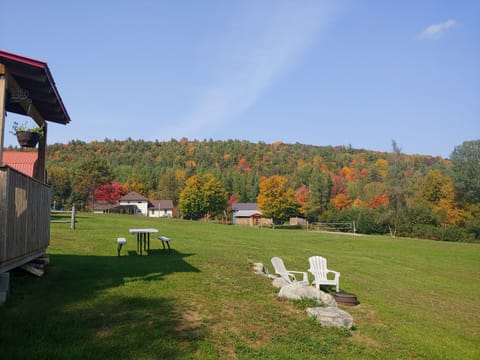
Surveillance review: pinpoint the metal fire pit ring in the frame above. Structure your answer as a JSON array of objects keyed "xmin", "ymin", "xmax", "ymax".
[{"xmin": 333, "ymin": 292, "xmax": 359, "ymax": 306}]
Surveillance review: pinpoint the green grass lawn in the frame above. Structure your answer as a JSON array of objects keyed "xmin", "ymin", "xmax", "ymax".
[{"xmin": 1, "ymin": 214, "xmax": 479, "ymax": 359}]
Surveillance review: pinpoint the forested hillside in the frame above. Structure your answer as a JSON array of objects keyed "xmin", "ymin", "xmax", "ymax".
[{"xmin": 45, "ymin": 138, "xmax": 480, "ymax": 241}]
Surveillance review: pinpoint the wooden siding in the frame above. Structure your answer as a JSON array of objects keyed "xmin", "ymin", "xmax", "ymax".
[
  {"xmin": 0, "ymin": 166, "xmax": 50, "ymax": 273},
  {"xmin": 234, "ymin": 215, "xmax": 272, "ymax": 227}
]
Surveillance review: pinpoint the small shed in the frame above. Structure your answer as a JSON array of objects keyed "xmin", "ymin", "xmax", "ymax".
[{"xmin": 234, "ymin": 210, "xmax": 263, "ymax": 226}]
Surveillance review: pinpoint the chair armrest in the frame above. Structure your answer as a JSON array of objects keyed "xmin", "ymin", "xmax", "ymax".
[
  {"xmin": 327, "ymin": 270, "xmax": 340, "ymax": 280},
  {"xmin": 288, "ymin": 271, "xmax": 309, "ymax": 284}
]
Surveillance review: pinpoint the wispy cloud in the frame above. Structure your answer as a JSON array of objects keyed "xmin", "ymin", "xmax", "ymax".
[
  {"xmin": 157, "ymin": 1, "xmax": 340, "ymax": 140},
  {"xmin": 418, "ymin": 19, "xmax": 456, "ymax": 39}
]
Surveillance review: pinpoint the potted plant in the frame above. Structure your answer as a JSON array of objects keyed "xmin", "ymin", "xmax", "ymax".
[{"xmin": 10, "ymin": 121, "xmax": 44, "ymax": 148}]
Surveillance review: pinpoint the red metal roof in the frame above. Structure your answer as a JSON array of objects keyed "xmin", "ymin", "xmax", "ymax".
[
  {"xmin": 1, "ymin": 151, "xmax": 38, "ymax": 177},
  {"xmin": 0, "ymin": 50, "xmax": 71, "ymax": 124}
]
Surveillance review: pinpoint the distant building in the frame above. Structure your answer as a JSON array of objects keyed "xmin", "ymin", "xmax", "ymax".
[
  {"xmin": 93, "ymin": 192, "xmax": 174, "ymax": 217},
  {"xmin": 119, "ymin": 191, "xmax": 150, "ymax": 215},
  {"xmin": 231, "ymin": 203, "xmax": 271, "ymax": 226},
  {"xmin": 234, "ymin": 209, "xmax": 264, "ymax": 226},
  {"xmin": 92, "ymin": 201, "xmax": 138, "ymax": 215},
  {"xmin": 231, "ymin": 202, "xmax": 258, "ymax": 212},
  {"xmin": 289, "ymin": 216, "xmax": 308, "ymax": 226},
  {"xmin": 92, "ymin": 200, "xmax": 118, "ymax": 214},
  {"xmin": 149, "ymin": 200, "xmax": 174, "ymax": 218}
]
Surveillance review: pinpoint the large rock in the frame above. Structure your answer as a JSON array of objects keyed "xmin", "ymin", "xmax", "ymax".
[
  {"xmin": 306, "ymin": 306, "xmax": 354, "ymax": 329},
  {"xmin": 252, "ymin": 262, "xmax": 265, "ymax": 274},
  {"xmin": 316, "ymin": 289, "xmax": 337, "ymax": 307},
  {"xmin": 277, "ymin": 283, "xmax": 336, "ymax": 307},
  {"xmin": 272, "ymin": 277, "xmax": 290, "ymax": 288},
  {"xmin": 278, "ymin": 283, "xmax": 318, "ymax": 300},
  {"xmin": 252, "ymin": 263, "xmax": 276, "ymax": 279}
]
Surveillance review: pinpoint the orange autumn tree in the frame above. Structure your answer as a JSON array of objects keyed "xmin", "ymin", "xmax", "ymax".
[
  {"xmin": 257, "ymin": 175, "xmax": 299, "ymax": 228},
  {"xmin": 339, "ymin": 166, "xmax": 355, "ymax": 182},
  {"xmin": 333, "ymin": 193, "xmax": 352, "ymax": 210}
]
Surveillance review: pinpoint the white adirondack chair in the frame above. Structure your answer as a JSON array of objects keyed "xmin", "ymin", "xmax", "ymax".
[
  {"xmin": 308, "ymin": 256, "xmax": 340, "ymax": 292},
  {"xmin": 271, "ymin": 257, "xmax": 309, "ymax": 285}
]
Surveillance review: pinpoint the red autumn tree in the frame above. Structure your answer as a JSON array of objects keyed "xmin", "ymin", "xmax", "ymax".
[
  {"xmin": 330, "ymin": 175, "xmax": 346, "ymax": 198},
  {"xmin": 295, "ymin": 185, "xmax": 310, "ymax": 215},
  {"xmin": 369, "ymin": 194, "xmax": 388, "ymax": 209},
  {"xmin": 94, "ymin": 182, "xmax": 125, "ymax": 202},
  {"xmin": 228, "ymin": 193, "xmax": 240, "ymax": 211}
]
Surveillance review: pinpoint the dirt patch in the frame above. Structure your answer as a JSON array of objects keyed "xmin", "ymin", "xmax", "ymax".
[
  {"xmin": 175, "ymin": 309, "xmax": 204, "ymax": 332},
  {"xmin": 95, "ymin": 327, "xmax": 111, "ymax": 338},
  {"xmin": 350, "ymin": 332, "xmax": 383, "ymax": 348},
  {"xmin": 348, "ymin": 304, "xmax": 384, "ymax": 327}
]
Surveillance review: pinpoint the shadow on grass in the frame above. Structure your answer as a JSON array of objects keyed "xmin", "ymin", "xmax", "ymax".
[{"xmin": 0, "ymin": 250, "xmax": 207, "ymax": 360}]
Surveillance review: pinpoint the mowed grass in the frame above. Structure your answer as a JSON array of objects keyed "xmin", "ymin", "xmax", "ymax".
[{"xmin": 1, "ymin": 213, "xmax": 479, "ymax": 359}]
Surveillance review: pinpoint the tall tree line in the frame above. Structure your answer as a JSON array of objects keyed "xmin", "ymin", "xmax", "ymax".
[{"xmin": 44, "ymin": 138, "xmax": 480, "ymax": 241}]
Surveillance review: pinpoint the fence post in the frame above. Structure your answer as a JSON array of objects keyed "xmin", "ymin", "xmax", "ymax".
[{"xmin": 71, "ymin": 205, "xmax": 76, "ymax": 230}]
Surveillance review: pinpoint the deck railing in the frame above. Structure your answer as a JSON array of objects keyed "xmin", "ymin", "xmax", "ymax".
[{"xmin": 0, "ymin": 166, "xmax": 51, "ymax": 273}]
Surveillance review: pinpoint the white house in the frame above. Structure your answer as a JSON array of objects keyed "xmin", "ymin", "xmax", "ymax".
[
  {"xmin": 119, "ymin": 191, "xmax": 150, "ymax": 216},
  {"xmin": 149, "ymin": 200, "xmax": 174, "ymax": 218}
]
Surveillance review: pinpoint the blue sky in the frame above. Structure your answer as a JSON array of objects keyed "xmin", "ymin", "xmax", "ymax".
[{"xmin": 2, "ymin": 0, "xmax": 479, "ymax": 158}]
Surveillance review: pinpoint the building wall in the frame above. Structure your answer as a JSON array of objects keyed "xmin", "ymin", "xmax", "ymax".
[
  {"xmin": 149, "ymin": 209, "xmax": 173, "ymax": 218},
  {"xmin": 120, "ymin": 200, "xmax": 148, "ymax": 215},
  {"xmin": 290, "ymin": 217, "xmax": 308, "ymax": 226},
  {"xmin": 235, "ymin": 215, "xmax": 267, "ymax": 227},
  {"xmin": 234, "ymin": 217, "xmax": 252, "ymax": 226},
  {"xmin": 0, "ymin": 167, "xmax": 51, "ymax": 273}
]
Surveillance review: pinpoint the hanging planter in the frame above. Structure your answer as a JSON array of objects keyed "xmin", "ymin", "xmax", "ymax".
[
  {"xmin": 15, "ymin": 131, "xmax": 41, "ymax": 147},
  {"xmin": 10, "ymin": 121, "xmax": 44, "ymax": 148}
]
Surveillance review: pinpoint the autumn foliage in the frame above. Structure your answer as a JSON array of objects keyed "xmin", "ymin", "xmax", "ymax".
[
  {"xmin": 333, "ymin": 193, "xmax": 351, "ymax": 210},
  {"xmin": 45, "ymin": 138, "xmax": 479, "ymax": 241},
  {"xmin": 257, "ymin": 175, "xmax": 298, "ymax": 226},
  {"xmin": 94, "ymin": 182, "xmax": 125, "ymax": 201}
]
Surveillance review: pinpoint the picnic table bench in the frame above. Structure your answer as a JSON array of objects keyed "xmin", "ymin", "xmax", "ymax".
[{"xmin": 158, "ymin": 236, "xmax": 172, "ymax": 254}]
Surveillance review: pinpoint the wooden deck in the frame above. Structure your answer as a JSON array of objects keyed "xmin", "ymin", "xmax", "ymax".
[{"xmin": 0, "ymin": 166, "xmax": 51, "ymax": 273}]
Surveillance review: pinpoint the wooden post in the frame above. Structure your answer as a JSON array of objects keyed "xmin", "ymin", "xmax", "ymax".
[
  {"xmin": 70, "ymin": 205, "xmax": 76, "ymax": 230},
  {"xmin": 4, "ymin": 70, "xmax": 46, "ymax": 182},
  {"xmin": 0, "ymin": 64, "xmax": 6, "ymax": 166},
  {"xmin": 37, "ymin": 121, "xmax": 47, "ymax": 183}
]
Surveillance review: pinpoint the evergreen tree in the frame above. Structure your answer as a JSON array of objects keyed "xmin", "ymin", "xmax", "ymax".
[{"xmin": 303, "ymin": 167, "xmax": 331, "ymax": 222}]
